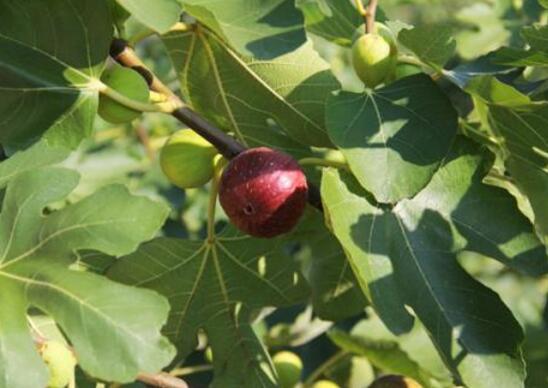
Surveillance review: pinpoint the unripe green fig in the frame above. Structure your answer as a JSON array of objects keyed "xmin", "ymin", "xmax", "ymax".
[
  {"xmin": 313, "ymin": 380, "xmax": 341, "ymax": 388},
  {"xmin": 273, "ymin": 351, "xmax": 303, "ymax": 388},
  {"xmin": 98, "ymin": 65, "xmax": 149, "ymax": 124},
  {"xmin": 39, "ymin": 341, "xmax": 77, "ymax": 388},
  {"xmin": 352, "ymin": 27, "xmax": 398, "ymax": 88},
  {"xmin": 205, "ymin": 346, "xmax": 214, "ymax": 363},
  {"xmin": 369, "ymin": 375, "xmax": 423, "ymax": 388},
  {"xmin": 160, "ymin": 130, "xmax": 219, "ymax": 189}
]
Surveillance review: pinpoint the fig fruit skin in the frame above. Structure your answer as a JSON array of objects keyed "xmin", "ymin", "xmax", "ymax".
[
  {"xmin": 352, "ymin": 32, "xmax": 398, "ymax": 88},
  {"xmin": 219, "ymin": 147, "xmax": 308, "ymax": 238},
  {"xmin": 98, "ymin": 65, "xmax": 149, "ymax": 124},
  {"xmin": 273, "ymin": 351, "xmax": 303, "ymax": 388},
  {"xmin": 313, "ymin": 380, "xmax": 341, "ymax": 388},
  {"xmin": 160, "ymin": 130, "xmax": 218, "ymax": 189},
  {"xmin": 39, "ymin": 341, "xmax": 77, "ymax": 388},
  {"xmin": 369, "ymin": 375, "xmax": 423, "ymax": 388}
]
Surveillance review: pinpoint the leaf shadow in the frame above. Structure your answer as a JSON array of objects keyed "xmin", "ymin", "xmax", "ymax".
[{"xmin": 244, "ymin": 0, "xmax": 306, "ymax": 59}]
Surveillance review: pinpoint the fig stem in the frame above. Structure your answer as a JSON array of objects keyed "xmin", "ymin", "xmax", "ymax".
[
  {"xmin": 109, "ymin": 39, "xmax": 324, "ymax": 212},
  {"xmin": 299, "ymin": 157, "xmax": 349, "ymax": 171},
  {"xmin": 170, "ymin": 364, "xmax": 214, "ymax": 377},
  {"xmin": 207, "ymin": 161, "xmax": 223, "ymax": 242},
  {"xmin": 98, "ymin": 82, "xmax": 169, "ymax": 113},
  {"xmin": 302, "ymin": 350, "xmax": 349, "ymax": 387},
  {"xmin": 365, "ymin": 0, "xmax": 379, "ymax": 34},
  {"xmin": 354, "ymin": 0, "xmax": 368, "ymax": 32}
]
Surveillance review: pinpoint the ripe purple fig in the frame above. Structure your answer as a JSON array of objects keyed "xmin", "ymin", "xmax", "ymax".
[{"xmin": 219, "ymin": 147, "xmax": 308, "ymax": 238}]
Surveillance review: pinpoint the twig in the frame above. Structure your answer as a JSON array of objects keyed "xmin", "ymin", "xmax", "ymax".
[
  {"xmin": 302, "ymin": 351, "xmax": 349, "ymax": 387},
  {"xmin": 137, "ymin": 372, "xmax": 189, "ymax": 388},
  {"xmin": 109, "ymin": 39, "xmax": 324, "ymax": 212},
  {"xmin": 365, "ymin": 0, "xmax": 379, "ymax": 34},
  {"xmin": 134, "ymin": 124, "xmax": 156, "ymax": 161},
  {"xmin": 354, "ymin": 0, "xmax": 368, "ymax": 33},
  {"xmin": 31, "ymin": 337, "xmax": 188, "ymax": 388}
]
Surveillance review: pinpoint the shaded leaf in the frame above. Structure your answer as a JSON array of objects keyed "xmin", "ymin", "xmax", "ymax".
[
  {"xmin": 322, "ymin": 137, "xmax": 546, "ymax": 387},
  {"xmin": 296, "ymin": 0, "xmax": 363, "ymax": 47},
  {"xmin": 398, "ymin": 25, "xmax": 456, "ymax": 70},
  {"xmin": 0, "ymin": 164, "xmax": 173, "ymax": 387},
  {"xmin": 116, "ymin": 0, "xmax": 182, "ymax": 33},
  {"xmin": 182, "ymin": 0, "xmax": 306, "ymax": 59},
  {"xmin": 488, "ymin": 103, "xmax": 548, "ymax": 243},
  {"xmin": 326, "ymin": 74, "xmax": 458, "ymax": 203},
  {"xmin": 163, "ymin": 27, "xmax": 338, "ymax": 150},
  {"xmin": 0, "ymin": 0, "xmax": 112, "ymax": 150},
  {"xmin": 108, "ymin": 227, "xmax": 310, "ymax": 387}
]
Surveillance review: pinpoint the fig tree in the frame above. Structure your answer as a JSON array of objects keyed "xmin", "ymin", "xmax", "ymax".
[
  {"xmin": 39, "ymin": 341, "xmax": 77, "ymax": 388},
  {"xmin": 219, "ymin": 147, "xmax": 308, "ymax": 238},
  {"xmin": 160, "ymin": 130, "xmax": 219, "ymax": 189},
  {"xmin": 352, "ymin": 25, "xmax": 398, "ymax": 88},
  {"xmin": 313, "ymin": 380, "xmax": 341, "ymax": 388},
  {"xmin": 98, "ymin": 65, "xmax": 149, "ymax": 124},
  {"xmin": 369, "ymin": 375, "xmax": 423, "ymax": 388},
  {"xmin": 272, "ymin": 351, "xmax": 303, "ymax": 388}
]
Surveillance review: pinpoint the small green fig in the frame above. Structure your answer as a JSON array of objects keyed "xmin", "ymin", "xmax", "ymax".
[
  {"xmin": 273, "ymin": 351, "xmax": 303, "ymax": 388},
  {"xmin": 39, "ymin": 341, "xmax": 77, "ymax": 388},
  {"xmin": 204, "ymin": 346, "xmax": 214, "ymax": 363},
  {"xmin": 160, "ymin": 130, "xmax": 219, "ymax": 189},
  {"xmin": 352, "ymin": 25, "xmax": 398, "ymax": 88},
  {"xmin": 313, "ymin": 380, "xmax": 341, "ymax": 388},
  {"xmin": 369, "ymin": 375, "xmax": 423, "ymax": 388},
  {"xmin": 98, "ymin": 65, "xmax": 149, "ymax": 124}
]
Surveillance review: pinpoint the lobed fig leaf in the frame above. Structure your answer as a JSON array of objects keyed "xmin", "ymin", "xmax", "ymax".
[{"xmin": 160, "ymin": 130, "xmax": 219, "ymax": 189}]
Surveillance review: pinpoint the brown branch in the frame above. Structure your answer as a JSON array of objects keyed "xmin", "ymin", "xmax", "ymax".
[
  {"xmin": 32, "ymin": 337, "xmax": 187, "ymax": 388},
  {"xmin": 135, "ymin": 124, "xmax": 156, "ymax": 161},
  {"xmin": 109, "ymin": 39, "xmax": 324, "ymax": 212},
  {"xmin": 366, "ymin": 0, "xmax": 379, "ymax": 34},
  {"xmin": 137, "ymin": 372, "xmax": 189, "ymax": 388}
]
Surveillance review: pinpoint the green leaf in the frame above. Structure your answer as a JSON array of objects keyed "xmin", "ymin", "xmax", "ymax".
[
  {"xmin": 398, "ymin": 25, "xmax": 456, "ymax": 70},
  {"xmin": 295, "ymin": 211, "xmax": 367, "ymax": 321},
  {"xmin": 326, "ymin": 74, "xmax": 458, "ymax": 203},
  {"xmin": 163, "ymin": 28, "xmax": 339, "ymax": 150},
  {"xmin": 296, "ymin": 0, "xmax": 363, "ymax": 47},
  {"xmin": 442, "ymin": 53, "xmax": 515, "ymax": 89},
  {"xmin": 488, "ymin": 103, "xmax": 548, "ymax": 243},
  {"xmin": 0, "ymin": 0, "xmax": 112, "ymax": 150},
  {"xmin": 116, "ymin": 0, "xmax": 182, "ymax": 33},
  {"xmin": 0, "ymin": 165, "xmax": 174, "ymax": 387},
  {"xmin": 182, "ymin": 0, "xmax": 306, "ymax": 59},
  {"xmin": 330, "ymin": 310, "xmax": 453, "ymax": 387},
  {"xmin": 0, "ymin": 141, "xmax": 69, "ymax": 188},
  {"xmin": 522, "ymin": 24, "xmax": 548, "ymax": 53},
  {"xmin": 108, "ymin": 228, "xmax": 310, "ymax": 387},
  {"xmin": 465, "ymin": 76, "xmax": 531, "ymax": 106},
  {"xmin": 322, "ymin": 138, "xmax": 547, "ymax": 387},
  {"xmin": 492, "ymin": 47, "xmax": 548, "ymax": 67},
  {"xmin": 329, "ymin": 330, "xmax": 431, "ymax": 387},
  {"xmin": 454, "ymin": 3, "xmax": 510, "ymax": 60}
]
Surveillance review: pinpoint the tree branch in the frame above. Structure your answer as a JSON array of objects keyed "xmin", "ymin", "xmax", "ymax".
[
  {"xmin": 366, "ymin": 0, "xmax": 379, "ymax": 34},
  {"xmin": 109, "ymin": 39, "xmax": 323, "ymax": 211}
]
